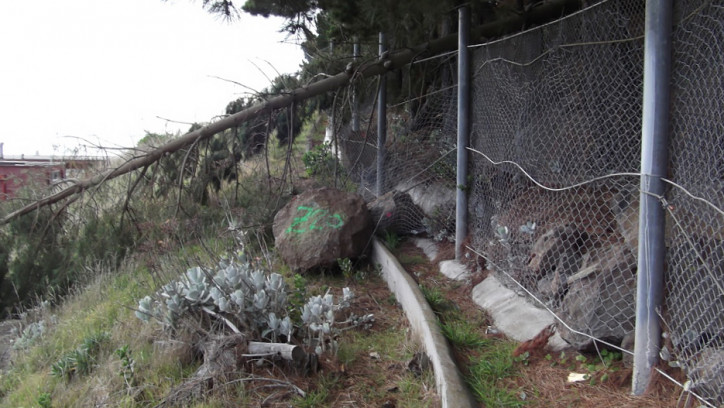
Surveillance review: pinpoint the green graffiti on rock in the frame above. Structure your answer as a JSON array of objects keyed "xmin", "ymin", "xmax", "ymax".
[{"xmin": 286, "ymin": 206, "xmax": 345, "ymax": 234}]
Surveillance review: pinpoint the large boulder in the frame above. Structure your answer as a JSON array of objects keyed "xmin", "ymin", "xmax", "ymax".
[
  {"xmin": 557, "ymin": 243, "xmax": 636, "ymax": 350},
  {"xmin": 273, "ymin": 188, "xmax": 372, "ymax": 272},
  {"xmin": 527, "ymin": 224, "xmax": 590, "ymax": 306}
]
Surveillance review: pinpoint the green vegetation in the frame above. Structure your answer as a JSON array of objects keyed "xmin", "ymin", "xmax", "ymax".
[
  {"xmin": 383, "ymin": 230, "xmax": 402, "ymax": 250},
  {"xmin": 418, "ymin": 274, "xmax": 526, "ymax": 406},
  {"xmin": 466, "ymin": 340, "xmax": 524, "ymax": 407},
  {"xmin": 440, "ymin": 319, "xmax": 490, "ymax": 349}
]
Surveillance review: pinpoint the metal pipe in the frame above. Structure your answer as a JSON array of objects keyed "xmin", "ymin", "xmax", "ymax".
[
  {"xmin": 455, "ymin": 7, "xmax": 470, "ymax": 260},
  {"xmin": 376, "ymin": 32, "xmax": 387, "ymax": 197},
  {"xmin": 632, "ymin": 0, "xmax": 673, "ymax": 395}
]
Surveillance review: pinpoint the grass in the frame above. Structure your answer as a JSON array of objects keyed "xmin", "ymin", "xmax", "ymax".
[
  {"xmin": 0, "ymin": 128, "xmax": 441, "ymax": 407},
  {"xmin": 0, "ymin": 246, "xmax": 203, "ymax": 408},
  {"xmin": 397, "ymin": 253, "xmax": 428, "ymax": 266},
  {"xmin": 419, "ymin": 284, "xmax": 454, "ymax": 314},
  {"xmin": 440, "ymin": 318, "xmax": 490, "ymax": 348},
  {"xmin": 0, "ymin": 234, "xmax": 440, "ymax": 407},
  {"xmin": 466, "ymin": 340, "xmax": 526, "ymax": 407}
]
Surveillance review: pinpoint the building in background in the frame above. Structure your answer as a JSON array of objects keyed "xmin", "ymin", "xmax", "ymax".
[{"xmin": 0, "ymin": 143, "xmax": 109, "ymax": 200}]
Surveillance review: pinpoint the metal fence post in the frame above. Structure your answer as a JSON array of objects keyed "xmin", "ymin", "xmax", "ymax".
[
  {"xmin": 352, "ymin": 37, "xmax": 360, "ymax": 133},
  {"xmin": 455, "ymin": 6, "xmax": 470, "ymax": 260},
  {"xmin": 632, "ymin": 0, "xmax": 673, "ymax": 395},
  {"xmin": 376, "ymin": 32, "xmax": 387, "ymax": 197}
]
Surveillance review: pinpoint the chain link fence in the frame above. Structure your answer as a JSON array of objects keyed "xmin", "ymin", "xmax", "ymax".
[
  {"xmin": 665, "ymin": 1, "xmax": 724, "ymax": 403},
  {"xmin": 303, "ymin": 0, "xmax": 723, "ymax": 403},
  {"xmin": 467, "ymin": 0, "xmax": 644, "ymax": 359},
  {"xmin": 318, "ymin": 53, "xmax": 460, "ymax": 242},
  {"xmin": 462, "ymin": 0, "xmax": 722, "ymax": 404}
]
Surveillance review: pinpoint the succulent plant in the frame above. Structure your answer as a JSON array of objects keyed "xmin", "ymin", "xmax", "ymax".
[{"xmin": 135, "ymin": 252, "xmax": 373, "ymax": 357}]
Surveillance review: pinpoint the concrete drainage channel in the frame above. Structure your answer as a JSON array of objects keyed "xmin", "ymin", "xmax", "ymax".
[
  {"xmin": 372, "ymin": 237, "xmax": 570, "ymax": 408},
  {"xmin": 371, "ymin": 238, "xmax": 477, "ymax": 408}
]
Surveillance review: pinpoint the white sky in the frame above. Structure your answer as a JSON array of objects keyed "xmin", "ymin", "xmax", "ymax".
[{"xmin": 0, "ymin": 0, "xmax": 304, "ymax": 157}]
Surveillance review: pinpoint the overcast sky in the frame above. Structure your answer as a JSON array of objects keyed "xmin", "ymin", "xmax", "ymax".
[{"xmin": 0, "ymin": 0, "xmax": 304, "ymax": 157}]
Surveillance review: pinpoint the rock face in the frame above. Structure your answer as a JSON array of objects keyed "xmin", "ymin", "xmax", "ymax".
[
  {"xmin": 273, "ymin": 188, "xmax": 372, "ymax": 272},
  {"xmin": 528, "ymin": 224, "xmax": 590, "ymax": 306},
  {"xmin": 557, "ymin": 243, "xmax": 636, "ymax": 350}
]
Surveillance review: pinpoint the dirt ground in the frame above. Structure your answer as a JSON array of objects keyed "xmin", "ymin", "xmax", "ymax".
[{"xmin": 394, "ymin": 239, "xmax": 688, "ymax": 408}]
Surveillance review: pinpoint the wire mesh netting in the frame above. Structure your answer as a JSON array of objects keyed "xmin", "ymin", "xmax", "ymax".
[
  {"xmin": 307, "ymin": 0, "xmax": 723, "ymax": 403},
  {"xmin": 468, "ymin": 0, "xmax": 645, "ymax": 358},
  {"xmin": 319, "ymin": 55, "xmax": 460, "ymax": 242},
  {"xmin": 665, "ymin": 1, "xmax": 724, "ymax": 403},
  {"xmin": 461, "ymin": 0, "xmax": 723, "ymax": 404}
]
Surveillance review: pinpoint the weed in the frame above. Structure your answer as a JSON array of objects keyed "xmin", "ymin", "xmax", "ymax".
[
  {"xmin": 514, "ymin": 351, "xmax": 531, "ymax": 366},
  {"xmin": 50, "ymin": 358, "xmax": 73, "ymax": 381},
  {"xmin": 337, "ymin": 257, "xmax": 354, "ymax": 280},
  {"xmin": 115, "ymin": 345, "xmax": 136, "ymax": 387},
  {"xmin": 440, "ymin": 319, "xmax": 489, "ymax": 348},
  {"xmin": 383, "ymin": 230, "xmax": 401, "ymax": 250},
  {"xmin": 466, "ymin": 340, "xmax": 526, "ymax": 407},
  {"xmin": 302, "ymin": 142, "xmax": 336, "ymax": 178},
  {"xmin": 36, "ymin": 392, "xmax": 52, "ymax": 408},
  {"xmin": 419, "ymin": 284, "xmax": 451, "ymax": 313},
  {"xmin": 292, "ymin": 374, "xmax": 338, "ymax": 408},
  {"xmin": 293, "ymin": 388, "xmax": 329, "ymax": 408},
  {"xmin": 289, "ymin": 273, "xmax": 307, "ymax": 322}
]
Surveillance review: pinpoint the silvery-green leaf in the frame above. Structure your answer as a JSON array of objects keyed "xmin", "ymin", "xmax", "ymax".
[
  {"xmin": 342, "ymin": 287, "xmax": 353, "ymax": 302},
  {"xmin": 301, "ymin": 305, "xmax": 312, "ymax": 323},
  {"xmin": 495, "ymin": 225, "xmax": 509, "ymax": 242},
  {"xmin": 315, "ymin": 345, "xmax": 322, "ymax": 356},
  {"xmin": 268, "ymin": 312, "xmax": 279, "ymax": 330},
  {"xmin": 185, "ymin": 288, "xmax": 202, "ymax": 302},
  {"xmin": 311, "ymin": 304, "xmax": 322, "ymax": 318},
  {"xmin": 186, "ymin": 266, "xmax": 205, "ymax": 285},
  {"xmin": 325, "ymin": 310, "xmax": 335, "ymax": 323},
  {"xmin": 251, "ymin": 270, "xmax": 265, "ymax": 291},
  {"xmin": 267, "ymin": 273, "xmax": 285, "ymax": 292},
  {"xmin": 254, "ymin": 290, "xmax": 269, "ymax": 310},
  {"xmin": 138, "ymin": 296, "xmax": 153, "ymax": 312},
  {"xmin": 309, "ymin": 322, "xmax": 320, "ymax": 332},
  {"xmin": 213, "ymin": 271, "xmax": 226, "ymax": 288},
  {"xmin": 231, "ymin": 289, "xmax": 245, "ymax": 307},
  {"xmin": 280, "ymin": 317, "xmax": 292, "ymax": 337},
  {"xmin": 210, "ymin": 287, "xmax": 223, "ymax": 303},
  {"xmin": 322, "ymin": 322, "xmax": 331, "ymax": 334},
  {"xmin": 217, "ymin": 297, "xmax": 231, "ymax": 312},
  {"xmin": 135, "ymin": 310, "xmax": 150, "ymax": 322}
]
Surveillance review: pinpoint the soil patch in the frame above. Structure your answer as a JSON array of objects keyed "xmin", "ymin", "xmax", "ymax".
[{"xmin": 393, "ymin": 239, "xmax": 685, "ymax": 407}]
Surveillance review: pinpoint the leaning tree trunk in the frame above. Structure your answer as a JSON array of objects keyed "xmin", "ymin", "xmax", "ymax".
[{"xmin": 0, "ymin": 0, "xmax": 580, "ymax": 226}]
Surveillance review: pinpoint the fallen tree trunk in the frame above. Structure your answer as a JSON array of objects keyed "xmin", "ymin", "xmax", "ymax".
[{"xmin": 0, "ymin": 0, "xmax": 580, "ymax": 225}]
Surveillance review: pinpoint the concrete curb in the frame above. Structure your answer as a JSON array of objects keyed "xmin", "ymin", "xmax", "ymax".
[{"xmin": 371, "ymin": 238, "xmax": 477, "ymax": 408}]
